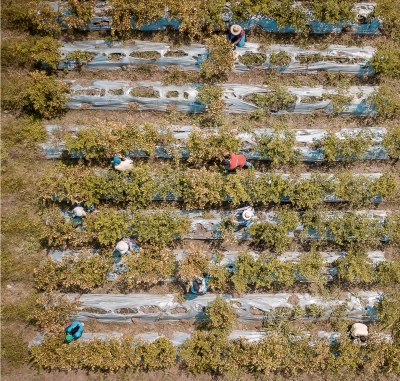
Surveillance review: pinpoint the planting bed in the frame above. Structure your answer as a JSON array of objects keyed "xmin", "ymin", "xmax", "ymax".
[{"xmin": 1, "ymin": 0, "xmax": 399, "ymax": 379}]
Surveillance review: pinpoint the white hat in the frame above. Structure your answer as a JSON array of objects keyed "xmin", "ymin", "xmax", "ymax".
[
  {"xmin": 116, "ymin": 240, "xmax": 129, "ymax": 254},
  {"xmin": 230, "ymin": 24, "xmax": 242, "ymax": 36},
  {"xmin": 73, "ymin": 206, "xmax": 86, "ymax": 217},
  {"xmin": 242, "ymin": 208, "xmax": 254, "ymax": 221}
]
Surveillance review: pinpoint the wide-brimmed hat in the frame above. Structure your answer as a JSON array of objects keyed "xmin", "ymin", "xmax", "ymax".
[
  {"xmin": 230, "ymin": 24, "xmax": 242, "ymax": 36},
  {"xmin": 73, "ymin": 206, "xmax": 86, "ymax": 217},
  {"xmin": 116, "ymin": 240, "xmax": 129, "ymax": 254},
  {"xmin": 243, "ymin": 208, "xmax": 254, "ymax": 220}
]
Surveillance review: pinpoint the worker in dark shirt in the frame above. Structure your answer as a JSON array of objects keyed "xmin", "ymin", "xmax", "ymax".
[{"xmin": 227, "ymin": 24, "xmax": 246, "ymax": 49}]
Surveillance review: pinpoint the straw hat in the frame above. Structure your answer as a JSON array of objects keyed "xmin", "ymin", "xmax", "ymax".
[
  {"xmin": 242, "ymin": 208, "xmax": 254, "ymax": 221},
  {"xmin": 230, "ymin": 24, "xmax": 242, "ymax": 36},
  {"xmin": 116, "ymin": 240, "xmax": 129, "ymax": 254},
  {"xmin": 72, "ymin": 206, "xmax": 86, "ymax": 218}
]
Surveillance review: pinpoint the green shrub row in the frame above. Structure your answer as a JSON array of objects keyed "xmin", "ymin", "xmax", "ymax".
[
  {"xmin": 64, "ymin": 123, "xmax": 400, "ymax": 163},
  {"xmin": 40, "ymin": 163, "xmax": 398, "ymax": 209},
  {"xmin": 30, "ymin": 329, "xmax": 400, "ymax": 376},
  {"xmin": 34, "ymin": 244, "xmax": 400, "ymax": 294}
]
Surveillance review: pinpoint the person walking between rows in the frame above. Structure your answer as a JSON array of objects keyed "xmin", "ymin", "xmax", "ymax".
[
  {"xmin": 223, "ymin": 152, "xmax": 253, "ymax": 171},
  {"xmin": 227, "ymin": 24, "xmax": 246, "ymax": 49}
]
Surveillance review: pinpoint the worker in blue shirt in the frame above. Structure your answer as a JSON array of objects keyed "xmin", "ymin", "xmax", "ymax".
[{"xmin": 65, "ymin": 321, "xmax": 84, "ymax": 343}]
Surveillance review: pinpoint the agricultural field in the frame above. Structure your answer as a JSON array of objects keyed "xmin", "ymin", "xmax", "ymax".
[{"xmin": 1, "ymin": 0, "xmax": 400, "ymax": 380}]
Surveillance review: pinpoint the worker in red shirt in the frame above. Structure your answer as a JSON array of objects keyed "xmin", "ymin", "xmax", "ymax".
[{"xmin": 223, "ymin": 152, "xmax": 253, "ymax": 171}]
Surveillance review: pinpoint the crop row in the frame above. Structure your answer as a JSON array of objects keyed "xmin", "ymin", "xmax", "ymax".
[
  {"xmin": 49, "ymin": 0, "xmax": 381, "ymax": 36},
  {"xmin": 29, "ymin": 328, "xmax": 399, "ymax": 374},
  {"xmin": 59, "ymin": 40, "xmax": 376, "ymax": 76},
  {"xmin": 43, "ymin": 206, "xmax": 400, "ymax": 252},
  {"xmin": 36, "ymin": 247, "xmax": 398, "ymax": 293},
  {"xmin": 66, "ymin": 80, "xmax": 377, "ymax": 115},
  {"xmin": 42, "ymin": 164, "xmax": 398, "ymax": 209},
  {"xmin": 43, "ymin": 124, "xmax": 396, "ymax": 162}
]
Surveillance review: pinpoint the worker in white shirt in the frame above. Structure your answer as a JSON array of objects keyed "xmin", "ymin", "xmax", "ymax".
[
  {"xmin": 350, "ymin": 323, "xmax": 369, "ymax": 343},
  {"xmin": 112, "ymin": 154, "xmax": 133, "ymax": 172}
]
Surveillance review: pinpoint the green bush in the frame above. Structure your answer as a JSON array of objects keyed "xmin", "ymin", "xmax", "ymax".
[
  {"xmin": 200, "ymin": 35, "xmax": 235, "ymax": 83},
  {"xmin": 204, "ymin": 297, "xmax": 237, "ymax": 333},
  {"xmin": 180, "ymin": 331, "xmax": 231, "ymax": 374},
  {"xmin": 141, "ymin": 338, "xmax": 177, "ymax": 370},
  {"xmin": 86, "ymin": 208, "xmax": 129, "ymax": 247},
  {"xmin": 245, "ymin": 87, "xmax": 297, "ymax": 113},
  {"xmin": 371, "ymin": 85, "xmax": 400, "ymax": 119},
  {"xmin": 34, "ymin": 253, "xmax": 113, "ymax": 292},
  {"xmin": 249, "ymin": 209, "xmax": 299, "ymax": 253},
  {"xmin": 117, "ymin": 247, "xmax": 175, "ymax": 291},
  {"xmin": 334, "ymin": 249, "xmax": 376, "ymax": 285},
  {"xmin": 269, "ymin": 51, "xmax": 291, "ymax": 66},
  {"xmin": 383, "ymin": 124, "xmax": 400, "ymax": 159},
  {"xmin": 375, "ymin": 0, "xmax": 400, "ymax": 42},
  {"xmin": 177, "ymin": 249, "xmax": 211, "ymax": 287},
  {"xmin": 197, "ymin": 84, "xmax": 225, "ymax": 127},
  {"xmin": 377, "ymin": 291, "xmax": 400, "ymax": 343},
  {"xmin": 370, "ymin": 43, "xmax": 400, "ymax": 79},
  {"xmin": 297, "ymin": 250, "xmax": 326, "ymax": 288},
  {"xmin": 131, "ymin": 210, "xmax": 190, "ymax": 247},
  {"xmin": 1, "ymin": 0, "xmax": 61, "ymax": 35},
  {"xmin": 186, "ymin": 129, "xmax": 240, "ymax": 166},
  {"xmin": 255, "ymin": 125, "xmax": 301, "ymax": 165},
  {"xmin": 29, "ymin": 293, "xmax": 80, "ymax": 333},
  {"xmin": 288, "ymin": 175, "xmax": 330, "ymax": 209},
  {"xmin": 316, "ymin": 130, "xmax": 374, "ymax": 162},
  {"xmin": 30, "ymin": 37, "xmax": 62, "ymax": 70},
  {"xmin": 64, "ymin": 0, "xmax": 94, "ymax": 30},
  {"xmin": 309, "ymin": 0, "xmax": 356, "ymax": 23},
  {"xmin": 21, "ymin": 71, "xmax": 69, "ymax": 119}
]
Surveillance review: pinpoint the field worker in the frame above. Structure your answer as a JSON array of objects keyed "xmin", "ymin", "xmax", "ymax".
[
  {"xmin": 350, "ymin": 323, "xmax": 369, "ymax": 343},
  {"xmin": 235, "ymin": 206, "xmax": 256, "ymax": 228},
  {"xmin": 65, "ymin": 321, "xmax": 84, "ymax": 343},
  {"xmin": 190, "ymin": 275, "xmax": 210, "ymax": 295},
  {"xmin": 112, "ymin": 154, "xmax": 133, "ymax": 172},
  {"xmin": 71, "ymin": 206, "xmax": 86, "ymax": 225},
  {"xmin": 227, "ymin": 24, "xmax": 246, "ymax": 49},
  {"xmin": 115, "ymin": 238, "xmax": 140, "ymax": 256},
  {"xmin": 223, "ymin": 152, "xmax": 253, "ymax": 171}
]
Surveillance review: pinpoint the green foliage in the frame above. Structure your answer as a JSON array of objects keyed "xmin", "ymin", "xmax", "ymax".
[
  {"xmin": 269, "ymin": 51, "xmax": 291, "ymax": 67},
  {"xmin": 309, "ymin": 0, "xmax": 356, "ymax": 23},
  {"xmin": 249, "ymin": 209, "xmax": 299, "ymax": 253},
  {"xmin": 186, "ymin": 129, "xmax": 240, "ymax": 166},
  {"xmin": 371, "ymin": 84, "xmax": 400, "ymax": 119},
  {"xmin": 180, "ymin": 331, "xmax": 231, "ymax": 374},
  {"xmin": 1, "ymin": 0, "xmax": 61, "ymax": 35},
  {"xmin": 255, "ymin": 125, "xmax": 300, "ymax": 165},
  {"xmin": 34, "ymin": 253, "xmax": 113, "ymax": 292},
  {"xmin": 30, "ymin": 36, "xmax": 62, "ymax": 70},
  {"xmin": 334, "ymin": 249, "xmax": 375, "ymax": 285},
  {"xmin": 197, "ymin": 84, "xmax": 225, "ymax": 127},
  {"xmin": 377, "ymin": 292, "xmax": 400, "ymax": 342},
  {"xmin": 117, "ymin": 247, "xmax": 175, "ymax": 290},
  {"xmin": 180, "ymin": 167, "xmax": 224, "ymax": 209},
  {"xmin": 109, "ymin": 0, "xmax": 166, "ymax": 36},
  {"xmin": 375, "ymin": 0, "xmax": 400, "ymax": 42},
  {"xmin": 376, "ymin": 261, "xmax": 400, "ymax": 286},
  {"xmin": 297, "ymin": 53, "xmax": 324, "ymax": 64},
  {"xmin": 177, "ymin": 249, "xmax": 211, "ymax": 287},
  {"xmin": 64, "ymin": 0, "xmax": 95, "ymax": 30},
  {"xmin": 288, "ymin": 175, "xmax": 330, "ymax": 209},
  {"xmin": 86, "ymin": 208, "xmax": 129, "ymax": 247},
  {"xmin": 131, "ymin": 210, "xmax": 189, "ymax": 247},
  {"xmin": 141, "ymin": 338, "xmax": 177, "ymax": 370},
  {"xmin": 64, "ymin": 122, "xmax": 174, "ymax": 160},
  {"xmin": 370, "ymin": 43, "xmax": 400, "ymax": 79},
  {"xmin": 21, "ymin": 71, "xmax": 69, "ymax": 119},
  {"xmin": 297, "ymin": 250, "xmax": 326, "ymax": 288},
  {"xmin": 304, "ymin": 303, "xmax": 326, "ymax": 318},
  {"xmin": 382, "ymin": 124, "xmax": 400, "ymax": 159},
  {"xmin": 29, "ymin": 293, "xmax": 80, "ymax": 333},
  {"xmin": 204, "ymin": 297, "xmax": 237, "ymax": 333},
  {"xmin": 324, "ymin": 93, "xmax": 353, "ymax": 114},
  {"xmin": 245, "ymin": 87, "xmax": 297, "ymax": 113},
  {"xmin": 239, "ymin": 53, "xmax": 267, "ymax": 66},
  {"xmin": 169, "ymin": 0, "xmax": 226, "ymax": 41},
  {"xmin": 200, "ymin": 35, "xmax": 235, "ymax": 83},
  {"xmin": 317, "ymin": 130, "xmax": 374, "ymax": 162}
]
